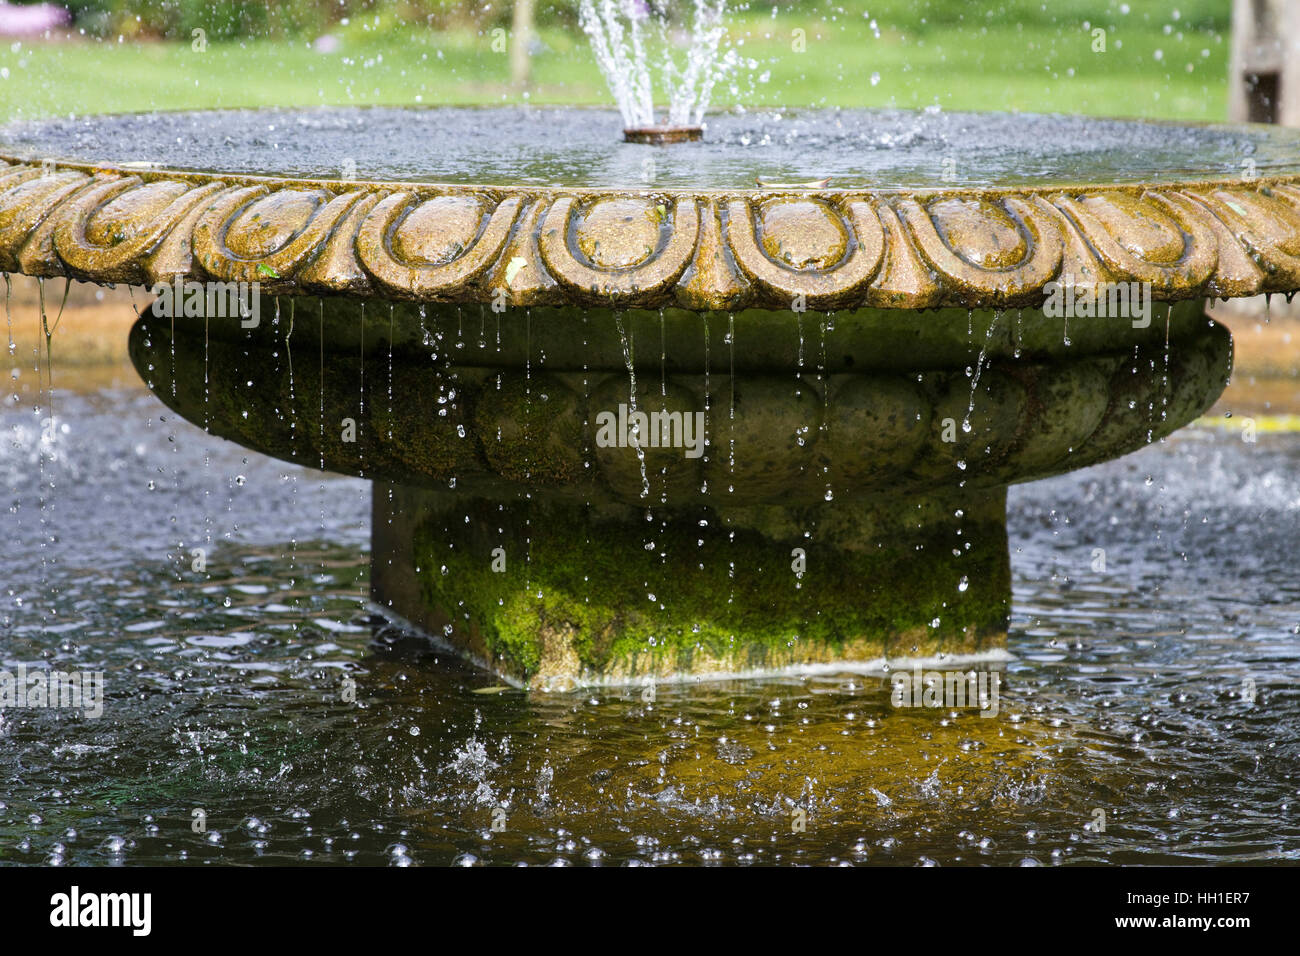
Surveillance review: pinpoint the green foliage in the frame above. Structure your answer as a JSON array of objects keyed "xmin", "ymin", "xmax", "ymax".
[
  {"xmin": 39, "ymin": 0, "xmax": 1232, "ymax": 42},
  {"xmin": 57, "ymin": 0, "xmax": 313, "ymax": 40},
  {"xmin": 45, "ymin": 0, "xmax": 586, "ymax": 39}
]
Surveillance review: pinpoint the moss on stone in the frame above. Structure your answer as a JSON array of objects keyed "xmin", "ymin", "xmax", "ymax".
[{"xmin": 411, "ymin": 495, "xmax": 1008, "ymax": 683}]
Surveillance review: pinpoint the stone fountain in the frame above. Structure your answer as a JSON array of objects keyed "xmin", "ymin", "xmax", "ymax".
[{"xmin": 2, "ymin": 105, "xmax": 1300, "ymax": 688}]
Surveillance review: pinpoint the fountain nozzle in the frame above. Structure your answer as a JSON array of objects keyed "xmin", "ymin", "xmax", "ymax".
[{"xmin": 623, "ymin": 126, "xmax": 703, "ymax": 145}]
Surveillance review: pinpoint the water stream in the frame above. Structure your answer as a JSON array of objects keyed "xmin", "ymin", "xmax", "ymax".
[{"xmin": 579, "ymin": 0, "xmax": 734, "ymax": 129}]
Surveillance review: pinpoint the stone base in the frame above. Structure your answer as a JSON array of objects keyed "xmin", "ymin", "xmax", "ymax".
[
  {"xmin": 129, "ymin": 296, "xmax": 1231, "ymax": 687},
  {"xmin": 372, "ymin": 483, "xmax": 1009, "ymax": 687}
]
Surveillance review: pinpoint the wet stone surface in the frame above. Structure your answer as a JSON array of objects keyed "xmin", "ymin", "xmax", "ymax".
[{"xmin": 5, "ymin": 107, "xmax": 1300, "ymax": 189}]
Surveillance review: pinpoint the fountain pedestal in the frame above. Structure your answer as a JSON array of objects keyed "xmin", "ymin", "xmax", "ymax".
[
  {"xmin": 128, "ymin": 297, "xmax": 1229, "ymax": 686},
  {"xmin": 372, "ymin": 484, "xmax": 1010, "ymax": 687}
]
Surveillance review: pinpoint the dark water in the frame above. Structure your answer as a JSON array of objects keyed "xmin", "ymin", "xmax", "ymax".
[
  {"xmin": 4, "ymin": 106, "xmax": 1300, "ymax": 189},
  {"xmin": 2, "ymin": 378, "xmax": 1298, "ymax": 866}
]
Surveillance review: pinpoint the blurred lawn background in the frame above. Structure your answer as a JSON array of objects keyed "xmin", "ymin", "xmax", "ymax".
[{"xmin": 0, "ymin": 0, "xmax": 1233, "ymax": 121}]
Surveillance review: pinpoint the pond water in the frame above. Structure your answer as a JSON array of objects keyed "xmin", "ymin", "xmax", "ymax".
[
  {"xmin": 2, "ymin": 378, "xmax": 1298, "ymax": 866},
  {"xmin": 5, "ymin": 106, "xmax": 1300, "ymax": 189}
]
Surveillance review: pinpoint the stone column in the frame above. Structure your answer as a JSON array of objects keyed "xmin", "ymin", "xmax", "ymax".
[{"xmin": 372, "ymin": 482, "xmax": 1010, "ymax": 688}]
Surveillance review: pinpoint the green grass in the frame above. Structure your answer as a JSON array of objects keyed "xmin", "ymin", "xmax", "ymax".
[{"xmin": 0, "ymin": 11, "xmax": 1230, "ymax": 122}]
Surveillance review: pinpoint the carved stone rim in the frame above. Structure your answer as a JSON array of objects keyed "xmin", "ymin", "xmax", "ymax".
[{"xmin": 4, "ymin": 150, "xmax": 1300, "ymax": 311}]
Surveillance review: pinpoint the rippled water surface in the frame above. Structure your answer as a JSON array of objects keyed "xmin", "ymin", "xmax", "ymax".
[
  {"xmin": 2, "ymin": 383, "xmax": 1299, "ymax": 866},
  {"xmin": 5, "ymin": 107, "xmax": 1300, "ymax": 188}
]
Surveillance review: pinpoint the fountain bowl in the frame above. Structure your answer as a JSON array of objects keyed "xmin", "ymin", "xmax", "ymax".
[{"xmin": 2, "ymin": 106, "xmax": 1298, "ymax": 686}]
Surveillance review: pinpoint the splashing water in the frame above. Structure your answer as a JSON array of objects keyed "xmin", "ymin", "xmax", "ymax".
[{"xmin": 579, "ymin": 0, "xmax": 736, "ymax": 129}]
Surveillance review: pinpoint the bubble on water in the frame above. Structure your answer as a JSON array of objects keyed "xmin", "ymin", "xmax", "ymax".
[
  {"xmin": 387, "ymin": 843, "xmax": 415, "ymax": 866},
  {"xmin": 100, "ymin": 835, "xmax": 131, "ymax": 855}
]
